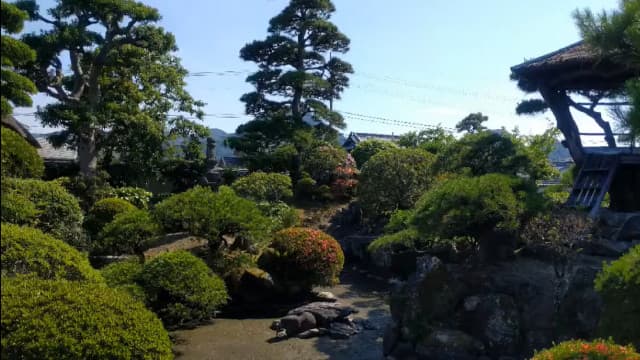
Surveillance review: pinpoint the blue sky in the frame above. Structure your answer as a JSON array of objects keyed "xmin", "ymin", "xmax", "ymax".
[{"xmin": 15, "ymin": 0, "xmax": 617, "ymax": 143}]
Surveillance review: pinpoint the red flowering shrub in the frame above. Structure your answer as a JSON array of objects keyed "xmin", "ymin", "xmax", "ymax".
[
  {"xmin": 259, "ymin": 227, "xmax": 344, "ymax": 291},
  {"xmin": 330, "ymin": 154, "xmax": 359, "ymax": 200},
  {"xmin": 532, "ymin": 339, "xmax": 639, "ymax": 360}
]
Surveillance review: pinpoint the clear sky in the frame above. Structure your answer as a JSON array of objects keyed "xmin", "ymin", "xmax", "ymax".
[{"xmin": 15, "ymin": 0, "xmax": 618, "ymax": 144}]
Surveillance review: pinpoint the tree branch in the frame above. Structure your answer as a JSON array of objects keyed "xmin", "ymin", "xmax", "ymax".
[{"xmin": 567, "ymin": 97, "xmax": 616, "ymax": 148}]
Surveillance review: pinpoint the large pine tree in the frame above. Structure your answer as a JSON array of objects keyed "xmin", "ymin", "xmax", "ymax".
[{"xmin": 229, "ymin": 0, "xmax": 353, "ymax": 164}]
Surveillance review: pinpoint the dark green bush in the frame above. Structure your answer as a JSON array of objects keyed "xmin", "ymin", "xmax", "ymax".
[
  {"xmin": 531, "ymin": 339, "xmax": 639, "ymax": 359},
  {"xmin": 351, "ymin": 139, "xmax": 398, "ymax": 167},
  {"xmin": 53, "ymin": 171, "xmax": 112, "ymax": 211},
  {"xmin": 98, "ymin": 186, "xmax": 152, "ymax": 209},
  {"xmin": 231, "ymin": 172, "xmax": 293, "ymax": 202},
  {"xmin": 301, "ymin": 145, "xmax": 347, "ymax": 185},
  {"xmin": 153, "ymin": 186, "xmax": 271, "ymax": 250},
  {"xmin": 594, "ymin": 245, "xmax": 640, "ymax": 348},
  {"xmin": 96, "ymin": 209, "xmax": 161, "ymax": 257},
  {"xmin": 295, "ymin": 173, "xmax": 317, "ymax": 200},
  {"xmin": 1, "ymin": 178, "xmax": 84, "ymax": 248},
  {"xmin": 1, "ymin": 277, "xmax": 173, "ymax": 359},
  {"xmin": 137, "ymin": 251, "xmax": 228, "ymax": 327},
  {"xmin": 259, "ymin": 227, "xmax": 344, "ymax": 291},
  {"xmin": 1, "ymin": 127, "xmax": 44, "ymax": 179},
  {"xmin": 84, "ymin": 197, "xmax": 137, "ymax": 238},
  {"xmin": 1, "ymin": 224, "xmax": 102, "ymax": 282},
  {"xmin": 100, "ymin": 259, "xmax": 146, "ymax": 302},
  {"xmin": 368, "ymin": 228, "xmax": 423, "ymax": 253},
  {"xmin": 358, "ymin": 148, "xmax": 435, "ymax": 217}
]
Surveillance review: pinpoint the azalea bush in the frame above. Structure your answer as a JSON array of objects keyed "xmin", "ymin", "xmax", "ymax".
[
  {"xmin": 1, "ymin": 127, "xmax": 44, "ymax": 179},
  {"xmin": 259, "ymin": 227, "xmax": 344, "ymax": 291},
  {"xmin": 532, "ymin": 339, "xmax": 639, "ymax": 360},
  {"xmin": 302, "ymin": 145, "xmax": 348, "ymax": 185}
]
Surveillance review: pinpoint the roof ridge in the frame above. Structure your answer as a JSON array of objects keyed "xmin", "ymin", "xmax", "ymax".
[{"xmin": 511, "ymin": 40, "xmax": 585, "ymax": 72}]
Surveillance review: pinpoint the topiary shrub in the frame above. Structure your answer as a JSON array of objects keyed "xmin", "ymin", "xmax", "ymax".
[
  {"xmin": 0, "ymin": 190, "xmax": 38, "ymax": 225},
  {"xmin": 1, "ymin": 277, "xmax": 173, "ymax": 359},
  {"xmin": 95, "ymin": 209, "xmax": 161, "ymax": 258},
  {"xmin": 1, "ymin": 127, "xmax": 44, "ymax": 179},
  {"xmin": 153, "ymin": 186, "xmax": 271, "ymax": 251},
  {"xmin": 351, "ymin": 139, "xmax": 398, "ymax": 168},
  {"xmin": 84, "ymin": 197, "xmax": 137, "ymax": 238},
  {"xmin": 231, "ymin": 172, "xmax": 293, "ymax": 202},
  {"xmin": 531, "ymin": 339, "xmax": 639, "ymax": 360},
  {"xmin": 294, "ymin": 173, "xmax": 317, "ymax": 200},
  {"xmin": 302, "ymin": 145, "xmax": 348, "ymax": 185},
  {"xmin": 358, "ymin": 147, "xmax": 435, "ymax": 218},
  {"xmin": 594, "ymin": 245, "xmax": 640, "ymax": 348},
  {"xmin": 259, "ymin": 227, "xmax": 344, "ymax": 292},
  {"xmin": 1, "ymin": 178, "xmax": 84, "ymax": 248},
  {"xmin": 137, "ymin": 251, "xmax": 228, "ymax": 328},
  {"xmin": 1, "ymin": 224, "xmax": 102, "ymax": 282},
  {"xmin": 98, "ymin": 186, "xmax": 153, "ymax": 209},
  {"xmin": 100, "ymin": 259, "xmax": 146, "ymax": 302}
]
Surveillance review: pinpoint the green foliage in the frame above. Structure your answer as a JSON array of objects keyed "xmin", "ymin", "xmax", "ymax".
[
  {"xmin": 1, "ymin": 224, "xmax": 102, "ymax": 282},
  {"xmin": 19, "ymin": 0, "xmax": 206, "ymax": 177},
  {"xmin": 259, "ymin": 227, "xmax": 344, "ymax": 290},
  {"xmin": 352, "ymin": 139, "xmax": 398, "ymax": 167},
  {"xmin": 100, "ymin": 259, "xmax": 146, "ymax": 302},
  {"xmin": 358, "ymin": 147, "xmax": 435, "ymax": 217},
  {"xmin": 1, "ymin": 178, "xmax": 84, "ymax": 247},
  {"xmin": 153, "ymin": 186, "xmax": 271, "ymax": 250},
  {"xmin": 1, "ymin": 128, "xmax": 43, "ymax": 178},
  {"xmin": 256, "ymin": 201, "xmax": 300, "ymax": 231},
  {"xmin": 84, "ymin": 197, "xmax": 137, "ymax": 238},
  {"xmin": 368, "ymin": 228, "xmax": 423, "ymax": 253},
  {"xmin": 521, "ymin": 209, "xmax": 593, "ymax": 258},
  {"xmin": 456, "ymin": 112, "xmax": 488, "ymax": 134},
  {"xmin": 54, "ymin": 171, "xmax": 113, "ymax": 211},
  {"xmin": 0, "ymin": 1, "xmax": 36, "ymax": 117},
  {"xmin": 302, "ymin": 145, "xmax": 348, "ymax": 185},
  {"xmin": 137, "ymin": 251, "xmax": 228, "ymax": 327},
  {"xmin": 384, "ymin": 209, "xmax": 416, "ymax": 234},
  {"xmin": 0, "ymin": 190, "xmax": 38, "ymax": 225},
  {"xmin": 232, "ymin": 172, "xmax": 293, "ymax": 202},
  {"xmin": 532, "ymin": 339, "xmax": 639, "ymax": 360},
  {"xmin": 412, "ymin": 174, "xmax": 529, "ymax": 240},
  {"xmin": 594, "ymin": 245, "xmax": 640, "ymax": 348},
  {"xmin": 1, "ymin": 277, "xmax": 173, "ymax": 359},
  {"xmin": 99, "ymin": 186, "xmax": 152, "ymax": 209},
  {"xmin": 229, "ymin": 0, "xmax": 353, "ymax": 167},
  {"xmin": 96, "ymin": 209, "xmax": 161, "ymax": 256},
  {"xmin": 396, "ymin": 127, "xmax": 455, "ymax": 155}
]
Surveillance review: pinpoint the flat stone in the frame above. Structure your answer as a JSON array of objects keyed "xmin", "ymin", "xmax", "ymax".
[
  {"xmin": 297, "ymin": 328, "xmax": 321, "ymax": 339},
  {"xmin": 287, "ymin": 302, "xmax": 356, "ymax": 326},
  {"xmin": 328, "ymin": 322, "xmax": 359, "ymax": 339},
  {"xmin": 315, "ymin": 291, "xmax": 338, "ymax": 302},
  {"xmin": 279, "ymin": 312, "xmax": 316, "ymax": 337}
]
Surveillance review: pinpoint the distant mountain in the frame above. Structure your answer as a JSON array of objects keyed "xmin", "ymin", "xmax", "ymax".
[{"xmin": 548, "ymin": 140, "xmax": 572, "ymax": 163}]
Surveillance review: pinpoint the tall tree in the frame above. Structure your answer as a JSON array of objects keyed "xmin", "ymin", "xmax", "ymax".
[
  {"xmin": 456, "ymin": 112, "xmax": 488, "ymax": 134},
  {"xmin": 229, "ymin": 0, "xmax": 353, "ymax": 164},
  {"xmin": 574, "ymin": 0, "xmax": 640, "ymax": 136},
  {"xmin": 17, "ymin": 0, "xmax": 206, "ymax": 178},
  {"xmin": 1, "ymin": 1, "xmax": 36, "ymax": 117}
]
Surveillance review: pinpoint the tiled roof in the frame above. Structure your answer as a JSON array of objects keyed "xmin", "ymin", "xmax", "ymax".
[
  {"xmin": 511, "ymin": 41, "xmax": 597, "ymax": 74},
  {"xmin": 35, "ymin": 135, "xmax": 77, "ymax": 162},
  {"xmin": 1, "ymin": 115, "xmax": 41, "ymax": 148}
]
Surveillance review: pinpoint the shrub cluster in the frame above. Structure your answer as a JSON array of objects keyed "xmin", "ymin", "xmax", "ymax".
[
  {"xmin": 531, "ymin": 339, "xmax": 639, "ymax": 360},
  {"xmin": 84, "ymin": 197, "xmax": 137, "ymax": 238},
  {"xmin": 302, "ymin": 145, "xmax": 348, "ymax": 185},
  {"xmin": 351, "ymin": 139, "xmax": 398, "ymax": 168},
  {"xmin": 594, "ymin": 245, "xmax": 640, "ymax": 348},
  {"xmin": 96, "ymin": 209, "xmax": 161, "ymax": 257},
  {"xmin": 1, "ymin": 178, "xmax": 84, "ymax": 248},
  {"xmin": 256, "ymin": 201, "xmax": 300, "ymax": 231},
  {"xmin": 259, "ymin": 227, "xmax": 344, "ymax": 291},
  {"xmin": 1, "ymin": 224, "xmax": 102, "ymax": 282},
  {"xmin": 1, "ymin": 127, "xmax": 44, "ymax": 179},
  {"xmin": 98, "ymin": 186, "xmax": 152, "ymax": 209},
  {"xmin": 521, "ymin": 209, "xmax": 593, "ymax": 259},
  {"xmin": 231, "ymin": 172, "xmax": 293, "ymax": 202},
  {"xmin": 100, "ymin": 259, "xmax": 146, "ymax": 302},
  {"xmin": 1, "ymin": 277, "xmax": 173, "ymax": 360}
]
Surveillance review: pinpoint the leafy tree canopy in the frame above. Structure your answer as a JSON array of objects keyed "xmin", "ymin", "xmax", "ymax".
[
  {"xmin": 455, "ymin": 112, "xmax": 488, "ymax": 134},
  {"xmin": 396, "ymin": 127, "xmax": 456, "ymax": 155}
]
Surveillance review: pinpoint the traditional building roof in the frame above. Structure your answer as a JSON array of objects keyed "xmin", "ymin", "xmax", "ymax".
[
  {"xmin": 342, "ymin": 132, "xmax": 401, "ymax": 150},
  {"xmin": 35, "ymin": 135, "xmax": 77, "ymax": 163},
  {"xmin": 1, "ymin": 115, "xmax": 41, "ymax": 148}
]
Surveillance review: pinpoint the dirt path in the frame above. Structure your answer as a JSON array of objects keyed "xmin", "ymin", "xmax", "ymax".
[{"xmin": 172, "ymin": 266, "xmax": 390, "ymax": 360}]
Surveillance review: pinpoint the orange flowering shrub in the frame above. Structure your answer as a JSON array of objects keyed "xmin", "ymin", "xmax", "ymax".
[
  {"xmin": 259, "ymin": 227, "xmax": 344, "ymax": 290},
  {"xmin": 532, "ymin": 339, "xmax": 639, "ymax": 360}
]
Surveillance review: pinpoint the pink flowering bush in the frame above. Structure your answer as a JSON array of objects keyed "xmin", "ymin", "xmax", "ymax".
[{"xmin": 532, "ymin": 339, "xmax": 639, "ymax": 360}]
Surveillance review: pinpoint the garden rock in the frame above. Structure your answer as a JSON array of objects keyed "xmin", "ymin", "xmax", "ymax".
[
  {"xmin": 414, "ymin": 329, "xmax": 484, "ymax": 360},
  {"xmin": 272, "ymin": 301, "xmax": 361, "ymax": 339},
  {"xmin": 287, "ymin": 302, "xmax": 357, "ymax": 327},
  {"xmin": 315, "ymin": 291, "xmax": 337, "ymax": 302},
  {"xmin": 328, "ymin": 322, "xmax": 359, "ymax": 339},
  {"xmin": 460, "ymin": 294, "xmax": 520, "ymax": 356},
  {"xmin": 279, "ymin": 312, "xmax": 316, "ymax": 336}
]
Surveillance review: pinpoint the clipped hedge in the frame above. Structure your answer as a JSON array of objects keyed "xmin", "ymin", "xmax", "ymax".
[
  {"xmin": 1, "ymin": 277, "xmax": 173, "ymax": 360},
  {"xmin": 84, "ymin": 197, "xmax": 137, "ymax": 238},
  {"xmin": 1, "ymin": 127, "xmax": 44, "ymax": 179},
  {"xmin": 101, "ymin": 259, "xmax": 146, "ymax": 302},
  {"xmin": 231, "ymin": 172, "xmax": 293, "ymax": 202},
  {"xmin": 137, "ymin": 251, "xmax": 228, "ymax": 328},
  {"xmin": 594, "ymin": 245, "xmax": 640, "ymax": 348},
  {"xmin": 259, "ymin": 227, "xmax": 344, "ymax": 291},
  {"xmin": 1, "ymin": 224, "xmax": 102, "ymax": 282},
  {"xmin": 351, "ymin": 138, "xmax": 398, "ymax": 167},
  {"xmin": 1, "ymin": 178, "xmax": 84, "ymax": 248},
  {"xmin": 532, "ymin": 339, "xmax": 639, "ymax": 360},
  {"xmin": 95, "ymin": 209, "xmax": 160, "ymax": 257}
]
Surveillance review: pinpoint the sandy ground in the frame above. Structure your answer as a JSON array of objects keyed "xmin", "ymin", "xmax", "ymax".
[{"xmin": 172, "ymin": 266, "xmax": 390, "ymax": 360}]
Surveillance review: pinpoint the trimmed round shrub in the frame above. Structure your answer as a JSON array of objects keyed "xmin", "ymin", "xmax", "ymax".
[
  {"xmin": 0, "ymin": 190, "xmax": 38, "ymax": 225},
  {"xmin": 259, "ymin": 227, "xmax": 344, "ymax": 291},
  {"xmin": 137, "ymin": 251, "xmax": 228, "ymax": 327},
  {"xmin": 231, "ymin": 172, "xmax": 293, "ymax": 202},
  {"xmin": 1, "ymin": 224, "xmax": 102, "ymax": 282},
  {"xmin": 594, "ymin": 245, "xmax": 640, "ymax": 348},
  {"xmin": 358, "ymin": 147, "xmax": 435, "ymax": 217},
  {"xmin": 1, "ymin": 178, "xmax": 84, "ymax": 248},
  {"xmin": 351, "ymin": 139, "xmax": 398, "ymax": 168},
  {"xmin": 1, "ymin": 277, "xmax": 173, "ymax": 359},
  {"xmin": 302, "ymin": 145, "xmax": 348, "ymax": 185},
  {"xmin": 1, "ymin": 127, "xmax": 44, "ymax": 178},
  {"xmin": 256, "ymin": 201, "xmax": 300, "ymax": 231},
  {"xmin": 153, "ymin": 186, "xmax": 270, "ymax": 250},
  {"xmin": 101, "ymin": 259, "xmax": 146, "ymax": 302},
  {"xmin": 98, "ymin": 186, "xmax": 152, "ymax": 209},
  {"xmin": 531, "ymin": 339, "xmax": 639, "ymax": 360},
  {"xmin": 84, "ymin": 197, "xmax": 137, "ymax": 238},
  {"xmin": 95, "ymin": 209, "xmax": 160, "ymax": 257}
]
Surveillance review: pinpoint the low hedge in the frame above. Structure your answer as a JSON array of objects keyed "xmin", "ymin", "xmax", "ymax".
[
  {"xmin": 1, "ymin": 224, "xmax": 102, "ymax": 282},
  {"xmin": 1, "ymin": 277, "xmax": 173, "ymax": 359},
  {"xmin": 137, "ymin": 251, "xmax": 228, "ymax": 328},
  {"xmin": 532, "ymin": 339, "xmax": 639, "ymax": 360}
]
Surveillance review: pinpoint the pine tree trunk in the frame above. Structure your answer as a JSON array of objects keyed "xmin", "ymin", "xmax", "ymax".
[{"xmin": 77, "ymin": 131, "xmax": 98, "ymax": 178}]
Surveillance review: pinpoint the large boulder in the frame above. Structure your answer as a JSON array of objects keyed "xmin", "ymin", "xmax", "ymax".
[
  {"xmin": 414, "ymin": 329, "xmax": 485, "ymax": 360},
  {"xmin": 619, "ymin": 215, "xmax": 640, "ymax": 241},
  {"xmin": 287, "ymin": 301, "xmax": 357, "ymax": 327},
  {"xmin": 279, "ymin": 312, "xmax": 316, "ymax": 337}
]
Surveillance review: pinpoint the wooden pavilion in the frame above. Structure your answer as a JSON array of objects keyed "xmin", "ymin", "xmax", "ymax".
[{"xmin": 511, "ymin": 41, "xmax": 640, "ymax": 216}]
